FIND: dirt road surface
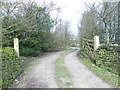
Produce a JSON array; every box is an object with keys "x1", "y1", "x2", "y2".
[
  {"x1": 14, "y1": 51, "x2": 65, "y2": 88},
  {"x1": 14, "y1": 50, "x2": 112, "y2": 88},
  {"x1": 64, "y1": 50, "x2": 112, "y2": 88}
]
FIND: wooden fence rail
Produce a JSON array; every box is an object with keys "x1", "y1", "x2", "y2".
[{"x1": 81, "y1": 36, "x2": 120, "y2": 75}]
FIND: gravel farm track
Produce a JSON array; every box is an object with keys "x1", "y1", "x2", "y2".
[{"x1": 13, "y1": 50, "x2": 113, "y2": 88}]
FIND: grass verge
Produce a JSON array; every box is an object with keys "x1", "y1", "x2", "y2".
[
  {"x1": 79, "y1": 51, "x2": 119, "y2": 88},
  {"x1": 55, "y1": 50, "x2": 75, "y2": 88}
]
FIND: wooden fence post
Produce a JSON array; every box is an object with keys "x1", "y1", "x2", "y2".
[
  {"x1": 94, "y1": 36, "x2": 100, "y2": 51},
  {"x1": 14, "y1": 38, "x2": 19, "y2": 57}
]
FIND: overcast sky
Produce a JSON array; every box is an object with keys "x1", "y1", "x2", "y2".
[{"x1": 33, "y1": 0, "x2": 101, "y2": 39}]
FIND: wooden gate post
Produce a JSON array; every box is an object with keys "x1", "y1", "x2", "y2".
[
  {"x1": 94, "y1": 36, "x2": 100, "y2": 51},
  {"x1": 14, "y1": 38, "x2": 19, "y2": 57}
]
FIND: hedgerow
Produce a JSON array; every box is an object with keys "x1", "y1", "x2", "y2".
[{"x1": 2, "y1": 47, "x2": 23, "y2": 88}]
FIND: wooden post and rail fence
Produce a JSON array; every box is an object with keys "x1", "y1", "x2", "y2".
[{"x1": 81, "y1": 36, "x2": 119, "y2": 74}]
